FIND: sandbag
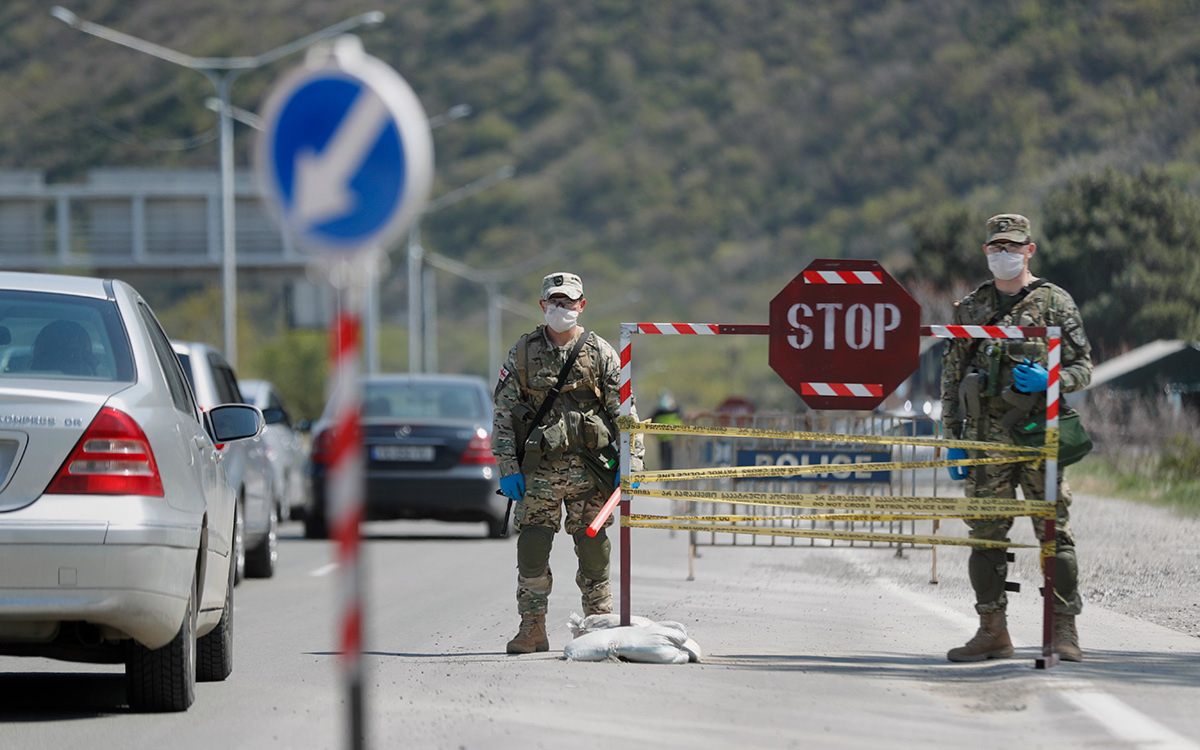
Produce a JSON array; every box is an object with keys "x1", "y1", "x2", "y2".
[{"x1": 564, "y1": 613, "x2": 702, "y2": 664}]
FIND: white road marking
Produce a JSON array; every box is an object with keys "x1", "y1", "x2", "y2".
[
  {"x1": 852, "y1": 557, "x2": 1199, "y2": 748},
  {"x1": 1059, "y1": 689, "x2": 1200, "y2": 749},
  {"x1": 309, "y1": 562, "x2": 338, "y2": 577}
]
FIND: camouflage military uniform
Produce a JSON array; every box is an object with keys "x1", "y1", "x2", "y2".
[
  {"x1": 941, "y1": 279, "x2": 1092, "y2": 616},
  {"x1": 493, "y1": 325, "x2": 644, "y2": 617}
]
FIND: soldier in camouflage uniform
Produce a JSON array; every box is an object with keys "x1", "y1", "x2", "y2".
[
  {"x1": 941, "y1": 214, "x2": 1092, "y2": 663},
  {"x1": 493, "y1": 272, "x2": 644, "y2": 654}
]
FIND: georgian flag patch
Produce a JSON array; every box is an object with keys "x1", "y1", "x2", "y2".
[{"x1": 498, "y1": 365, "x2": 510, "y2": 382}]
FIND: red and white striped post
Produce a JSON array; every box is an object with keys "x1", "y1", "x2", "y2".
[
  {"x1": 1040, "y1": 326, "x2": 1062, "y2": 668},
  {"x1": 618, "y1": 323, "x2": 634, "y2": 626},
  {"x1": 327, "y1": 272, "x2": 367, "y2": 749}
]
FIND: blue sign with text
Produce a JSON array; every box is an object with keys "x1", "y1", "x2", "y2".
[{"x1": 736, "y1": 449, "x2": 891, "y2": 482}]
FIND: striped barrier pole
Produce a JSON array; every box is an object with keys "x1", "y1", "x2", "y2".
[
  {"x1": 327, "y1": 264, "x2": 367, "y2": 749},
  {"x1": 1038, "y1": 327, "x2": 1062, "y2": 669},
  {"x1": 618, "y1": 323, "x2": 634, "y2": 626}
]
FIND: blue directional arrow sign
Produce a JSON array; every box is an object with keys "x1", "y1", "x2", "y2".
[{"x1": 256, "y1": 42, "x2": 433, "y2": 255}]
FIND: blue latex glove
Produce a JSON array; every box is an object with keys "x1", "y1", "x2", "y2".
[
  {"x1": 499, "y1": 473, "x2": 525, "y2": 502},
  {"x1": 946, "y1": 448, "x2": 968, "y2": 481},
  {"x1": 1013, "y1": 359, "x2": 1049, "y2": 393}
]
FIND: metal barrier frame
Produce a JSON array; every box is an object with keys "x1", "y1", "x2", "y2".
[{"x1": 615, "y1": 322, "x2": 1064, "y2": 668}]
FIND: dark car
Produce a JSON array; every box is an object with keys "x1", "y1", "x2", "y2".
[{"x1": 304, "y1": 374, "x2": 506, "y2": 538}]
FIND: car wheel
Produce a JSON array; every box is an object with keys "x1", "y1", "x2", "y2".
[
  {"x1": 233, "y1": 496, "x2": 246, "y2": 586},
  {"x1": 126, "y1": 576, "x2": 197, "y2": 712},
  {"x1": 246, "y1": 501, "x2": 278, "y2": 579},
  {"x1": 197, "y1": 552, "x2": 234, "y2": 682},
  {"x1": 304, "y1": 496, "x2": 328, "y2": 540},
  {"x1": 487, "y1": 514, "x2": 511, "y2": 539}
]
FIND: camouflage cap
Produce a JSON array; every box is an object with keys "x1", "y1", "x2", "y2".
[
  {"x1": 541, "y1": 272, "x2": 584, "y2": 300},
  {"x1": 985, "y1": 214, "x2": 1031, "y2": 244}
]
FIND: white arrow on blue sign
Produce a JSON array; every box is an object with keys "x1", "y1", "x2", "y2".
[{"x1": 255, "y1": 37, "x2": 433, "y2": 256}]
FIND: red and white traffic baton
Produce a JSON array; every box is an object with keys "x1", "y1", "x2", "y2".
[{"x1": 586, "y1": 485, "x2": 622, "y2": 538}]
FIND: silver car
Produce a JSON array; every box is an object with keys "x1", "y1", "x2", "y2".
[
  {"x1": 240, "y1": 379, "x2": 309, "y2": 522},
  {"x1": 0, "y1": 271, "x2": 263, "y2": 712},
  {"x1": 172, "y1": 341, "x2": 278, "y2": 582}
]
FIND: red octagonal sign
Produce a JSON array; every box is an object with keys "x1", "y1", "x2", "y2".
[{"x1": 769, "y1": 259, "x2": 921, "y2": 410}]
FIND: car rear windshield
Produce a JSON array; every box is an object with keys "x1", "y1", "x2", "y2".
[
  {"x1": 362, "y1": 382, "x2": 484, "y2": 420},
  {"x1": 0, "y1": 290, "x2": 134, "y2": 382}
]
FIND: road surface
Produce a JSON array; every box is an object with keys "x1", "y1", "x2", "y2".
[{"x1": 2, "y1": 491, "x2": 1198, "y2": 749}]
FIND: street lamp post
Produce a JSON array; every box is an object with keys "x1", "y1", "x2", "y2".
[
  {"x1": 358, "y1": 103, "x2": 473, "y2": 376},
  {"x1": 51, "y1": 6, "x2": 384, "y2": 367},
  {"x1": 400, "y1": 164, "x2": 514, "y2": 374},
  {"x1": 422, "y1": 245, "x2": 560, "y2": 380}
]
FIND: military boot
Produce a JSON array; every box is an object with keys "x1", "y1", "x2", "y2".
[
  {"x1": 1052, "y1": 614, "x2": 1082, "y2": 662},
  {"x1": 506, "y1": 614, "x2": 549, "y2": 654},
  {"x1": 947, "y1": 611, "x2": 1015, "y2": 662}
]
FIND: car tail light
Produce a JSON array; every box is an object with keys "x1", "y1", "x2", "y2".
[
  {"x1": 460, "y1": 428, "x2": 496, "y2": 465},
  {"x1": 309, "y1": 428, "x2": 334, "y2": 466},
  {"x1": 45, "y1": 407, "x2": 165, "y2": 496}
]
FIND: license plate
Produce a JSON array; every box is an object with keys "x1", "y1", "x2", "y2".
[{"x1": 371, "y1": 445, "x2": 435, "y2": 462}]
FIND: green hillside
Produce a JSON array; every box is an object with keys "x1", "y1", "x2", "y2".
[{"x1": 3, "y1": 0, "x2": 1200, "y2": 411}]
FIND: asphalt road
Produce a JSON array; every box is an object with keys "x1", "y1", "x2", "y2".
[{"x1": 2, "y1": 491, "x2": 1199, "y2": 750}]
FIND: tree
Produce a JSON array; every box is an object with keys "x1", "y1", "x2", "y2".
[
  {"x1": 1040, "y1": 167, "x2": 1200, "y2": 357},
  {"x1": 904, "y1": 203, "x2": 994, "y2": 290}
]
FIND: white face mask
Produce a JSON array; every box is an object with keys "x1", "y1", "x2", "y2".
[
  {"x1": 987, "y1": 250, "x2": 1026, "y2": 281},
  {"x1": 544, "y1": 305, "x2": 579, "y2": 333}
]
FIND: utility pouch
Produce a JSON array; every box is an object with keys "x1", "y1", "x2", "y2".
[
  {"x1": 579, "y1": 443, "x2": 619, "y2": 492},
  {"x1": 1012, "y1": 408, "x2": 1093, "y2": 467},
  {"x1": 960, "y1": 371, "x2": 986, "y2": 420},
  {"x1": 566, "y1": 410, "x2": 613, "y2": 452},
  {"x1": 511, "y1": 401, "x2": 535, "y2": 452},
  {"x1": 998, "y1": 386, "x2": 1039, "y2": 430},
  {"x1": 984, "y1": 344, "x2": 1003, "y2": 397},
  {"x1": 522, "y1": 426, "x2": 545, "y2": 476},
  {"x1": 541, "y1": 417, "x2": 568, "y2": 462}
]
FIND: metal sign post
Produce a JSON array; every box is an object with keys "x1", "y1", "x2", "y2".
[{"x1": 255, "y1": 34, "x2": 432, "y2": 749}]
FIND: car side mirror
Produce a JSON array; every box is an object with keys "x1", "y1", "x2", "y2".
[
  {"x1": 207, "y1": 404, "x2": 264, "y2": 443},
  {"x1": 261, "y1": 407, "x2": 287, "y2": 426}
]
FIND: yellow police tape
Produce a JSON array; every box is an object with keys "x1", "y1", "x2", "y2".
[
  {"x1": 627, "y1": 486, "x2": 1055, "y2": 516},
  {"x1": 630, "y1": 455, "x2": 1034, "y2": 484},
  {"x1": 618, "y1": 415, "x2": 1048, "y2": 456},
  {"x1": 628, "y1": 511, "x2": 1039, "y2": 523},
  {"x1": 621, "y1": 518, "x2": 1037, "y2": 549}
]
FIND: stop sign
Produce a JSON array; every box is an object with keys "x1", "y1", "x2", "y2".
[{"x1": 769, "y1": 259, "x2": 921, "y2": 410}]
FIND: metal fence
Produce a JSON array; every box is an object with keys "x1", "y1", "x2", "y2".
[{"x1": 661, "y1": 410, "x2": 943, "y2": 551}]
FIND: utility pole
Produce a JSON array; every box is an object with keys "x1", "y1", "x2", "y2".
[
  {"x1": 51, "y1": 6, "x2": 384, "y2": 366},
  {"x1": 401, "y1": 164, "x2": 514, "y2": 373}
]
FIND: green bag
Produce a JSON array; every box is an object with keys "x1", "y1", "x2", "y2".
[{"x1": 1012, "y1": 408, "x2": 1093, "y2": 467}]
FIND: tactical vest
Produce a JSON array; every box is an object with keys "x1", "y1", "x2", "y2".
[{"x1": 510, "y1": 328, "x2": 618, "y2": 481}]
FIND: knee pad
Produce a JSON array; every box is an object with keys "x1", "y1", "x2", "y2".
[
  {"x1": 572, "y1": 528, "x2": 610, "y2": 581},
  {"x1": 517, "y1": 526, "x2": 555, "y2": 579},
  {"x1": 968, "y1": 547, "x2": 1009, "y2": 603}
]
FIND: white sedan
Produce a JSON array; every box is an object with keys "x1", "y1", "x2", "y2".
[{"x1": 0, "y1": 271, "x2": 263, "y2": 712}]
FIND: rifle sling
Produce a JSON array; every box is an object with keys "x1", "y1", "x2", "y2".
[{"x1": 517, "y1": 328, "x2": 590, "y2": 465}]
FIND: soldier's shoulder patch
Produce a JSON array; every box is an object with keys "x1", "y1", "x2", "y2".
[{"x1": 498, "y1": 365, "x2": 510, "y2": 382}]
